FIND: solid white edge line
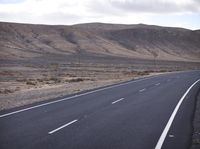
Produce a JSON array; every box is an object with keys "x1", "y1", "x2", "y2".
[
  {"x1": 48, "y1": 119, "x2": 78, "y2": 134},
  {"x1": 155, "y1": 79, "x2": 200, "y2": 149},
  {"x1": 0, "y1": 76, "x2": 154, "y2": 118},
  {"x1": 112, "y1": 98, "x2": 125, "y2": 104}
]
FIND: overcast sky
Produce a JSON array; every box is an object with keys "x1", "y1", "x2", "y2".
[{"x1": 0, "y1": 0, "x2": 199, "y2": 29}]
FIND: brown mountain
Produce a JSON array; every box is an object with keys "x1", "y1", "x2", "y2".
[{"x1": 0, "y1": 22, "x2": 200, "y2": 62}]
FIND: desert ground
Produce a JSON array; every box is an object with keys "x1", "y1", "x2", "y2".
[{"x1": 1, "y1": 53, "x2": 200, "y2": 110}]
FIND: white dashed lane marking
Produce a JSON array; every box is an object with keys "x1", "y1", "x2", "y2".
[
  {"x1": 139, "y1": 88, "x2": 146, "y2": 92},
  {"x1": 112, "y1": 98, "x2": 125, "y2": 104},
  {"x1": 48, "y1": 119, "x2": 78, "y2": 134}
]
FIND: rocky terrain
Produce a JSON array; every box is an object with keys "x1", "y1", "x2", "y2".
[{"x1": 0, "y1": 22, "x2": 200, "y2": 62}]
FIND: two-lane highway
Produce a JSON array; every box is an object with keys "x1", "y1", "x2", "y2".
[{"x1": 0, "y1": 70, "x2": 200, "y2": 149}]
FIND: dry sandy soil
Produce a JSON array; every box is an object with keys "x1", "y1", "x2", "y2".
[
  {"x1": 1, "y1": 59, "x2": 200, "y2": 111},
  {"x1": 0, "y1": 60, "x2": 168, "y2": 111}
]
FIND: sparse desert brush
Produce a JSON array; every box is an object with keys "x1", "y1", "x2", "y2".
[
  {"x1": 136, "y1": 71, "x2": 152, "y2": 76},
  {"x1": 26, "y1": 81, "x2": 37, "y2": 85},
  {"x1": 123, "y1": 70, "x2": 151, "y2": 76},
  {"x1": 0, "y1": 88, "x2": 14, "y2": 94},
  {"x1": 33, "y1": 77, "x2": 62, "y2": 84},
  {"x1": 16, "y1": 78, "x2": 27, "y2": 82},
  {"x1": 66, "y1": 78, "x2": 84, "y2": 83},
  {"x1": 68, "y1": 74, "x2": 77, "y2": 77},
  {"x1": 157, "y1": 70, "x2": 167, "y2": 72},
  {"x1": 49, "y1": 77, "x2": 59, "y2": 81},
  {"x1": 36, "y1": 78, "x2": 44, "y2": 82},
  {"x1": 49, "y1": 77, "x2": 62, "y2": 83},
  {"x1": 15, "y1": 87, "x2": 20, "y2": 91}
]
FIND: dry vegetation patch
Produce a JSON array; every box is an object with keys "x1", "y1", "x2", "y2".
[{"x1": 0, "y1": 63, "x2": 169, "y2": 110}]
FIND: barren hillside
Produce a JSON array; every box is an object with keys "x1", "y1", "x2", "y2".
[{"x1": 0, "y1": 22, "x2": 200, "y2": 62}]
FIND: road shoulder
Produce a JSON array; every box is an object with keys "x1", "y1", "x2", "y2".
[{"x1": 191, "y1": 89, "x2": 200, "y2": 149}]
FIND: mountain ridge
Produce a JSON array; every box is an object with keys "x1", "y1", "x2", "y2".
[{"x1": 0, "y1": 21, "x2": 200, "y2": 62}]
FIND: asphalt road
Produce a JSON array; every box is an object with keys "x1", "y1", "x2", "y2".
[{"x1": 0, "y1": 70, "x2": 200, "y2": 149}]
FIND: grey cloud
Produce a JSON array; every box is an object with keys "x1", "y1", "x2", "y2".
[
  {"x1": 39, "y1": 12, "x2": 81, "y2": 24},
  {"x1": 0, "y1": 11, "x2": 33, "y2": 23},
  {"x1": 90, "y1": 0, "x2": 200, "y2": 14},
  {"x1": 0, "y1": 11, "x2": 81, "y2": 25},
  {"x1": 0, "y1": 0, "x2": 25, "y2": 4},
  {"x1": 86, "y1": 0, "x2": 128, "y2": 16}
]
